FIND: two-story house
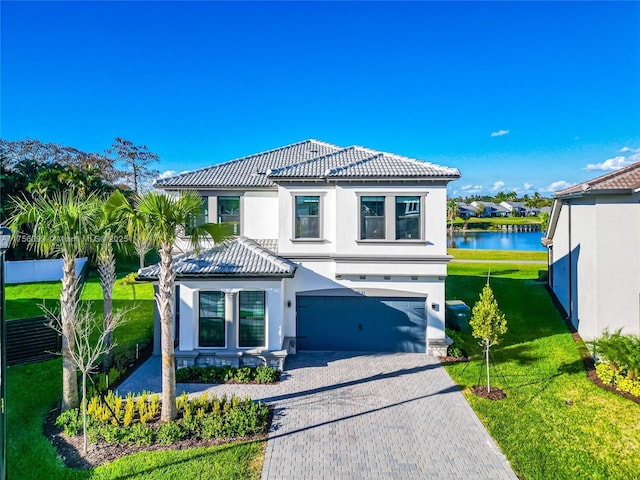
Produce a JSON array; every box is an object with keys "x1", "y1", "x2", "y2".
[{"x1": 141, "y1": 139, "x2": 461, "y2": 369}]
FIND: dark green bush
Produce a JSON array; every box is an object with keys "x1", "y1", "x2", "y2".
[
  {"x1": 589, "y1": 329, "x2": 640, "y2": 379},
  {"x1": 445, "y1": 328, "x2": 467, "y2": 357},
  {"x1": 175, "y1": 365, "x2": 280, "y2": 384}
]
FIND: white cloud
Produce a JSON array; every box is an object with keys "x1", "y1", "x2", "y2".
[
  {"x1": 620, "y1": 147, "x2": 632, "y2": 153},
  {"x1": 490, "y1": 129, "x2": 509, "y2": 137},
  {"x1": 491, "y1": 181, "x2": 505, "y2": 191},
  {"x1": 543, "y1": 180, "x2": 572, "y2": 193},
  {"x1": 157, "y1": 170, "x2": 178, "y2": 179},
  {"x1": 461, "y1": 184, "x2": 484, "y2": 194},
  {"x1": 523, "y1": 182, "x2": 534, "y2": 191},
  {"x1": 585, "y1": 156, "x2": 632, "y2": 171}
]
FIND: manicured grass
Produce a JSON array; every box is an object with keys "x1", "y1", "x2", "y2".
[
  {"x1": 448, "y1": 248, "x2": 547, "y2": 262},
  {"x1": 445, "y1": 262, "x2": 640, "y2": 479}
]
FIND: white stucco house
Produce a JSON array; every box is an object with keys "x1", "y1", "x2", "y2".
[
  {"x1": 140, "y1": 139, "x2": 461, "y2": 368},
  {"x1": 543, "y1": 162, "x2": 640, "y2": 340}
]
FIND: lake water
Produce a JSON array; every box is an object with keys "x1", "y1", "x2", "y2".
[{"x1": 448, "y1": 231, "x2": 546, "y2": 251}]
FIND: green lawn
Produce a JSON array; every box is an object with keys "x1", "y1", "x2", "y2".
[
  {"x1": 445, "y1": 262, "x2": 640, "y2": 479},
  {"x1": 6, "y1": 270, "x2": 265, "y2": 479},
  {"x1": 448, "y1": 248, "x2": 547, "y2": 262}
]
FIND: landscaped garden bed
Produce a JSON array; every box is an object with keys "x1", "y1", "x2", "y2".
[
  {"x1": 50, "y1": 391, "x2": 272, "y2": 469},
  {"x1": 175, "y1": 365, "x2": 280, "y2": 384}
]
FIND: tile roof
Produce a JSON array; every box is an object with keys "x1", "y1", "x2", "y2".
[
  {"x1": 155, "y1": 140, "x2": 342, "y2": 188},
  {"x1": 155, "y1": 140, "x2": 460, "y2": 188},
  {"x1": 555, "y1": 162, "x2": 640, "y2": 197},
  {"x1": 137, "y1": 237, "x2": 295, "y2": 280}
]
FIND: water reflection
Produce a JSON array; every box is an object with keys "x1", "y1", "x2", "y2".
[{"x1": 448, "y1": 231, "x2": 545, "y2": 251}]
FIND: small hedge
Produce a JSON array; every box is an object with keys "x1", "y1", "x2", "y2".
[
  {"x1": 55, "y1": 391, "x2": 270, "y2": 446},
  {"x1": 595, "y1": 362, "x2": 640, "y2": 398},
  {"x1": 175, "y1": 365, "x2": 280, "y2": 384}
]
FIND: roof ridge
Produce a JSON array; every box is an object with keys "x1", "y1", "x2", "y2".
[
  {"x1": 156, "y1": 139, "x2": 343, "y2": 185},
  {"x1": 324, "y1": 152, "x2": 383, "y2": 176},
  {"x1": 237, "y1": 236, "x2": 294, "y2": 271},
  {"x1": 267, "y1": 146, "x2": 358, "y2": 175},
  {"x1": 557, "y1": 161, "x2": 640, "y2": 195}
]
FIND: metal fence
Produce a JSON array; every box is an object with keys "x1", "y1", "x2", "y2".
[{"x1": 6, "y1": 316, "x2": 60, "y2": 366}]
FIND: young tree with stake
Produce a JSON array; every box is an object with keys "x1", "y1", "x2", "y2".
[{"x1": 469, "y1": 278, "x2": 507, "y2": 393}]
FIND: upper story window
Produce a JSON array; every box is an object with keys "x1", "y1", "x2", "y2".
[
  {"x1": 396, "y1": 196, "x2": 421, "y2": 240},
  {"x1": 218, "y1": 196, "x2": 240, "y2": 235},
  {"x1": 199, "y1": 291, "x2": 225, "y2": 348},
  {"x1": 358, "y1": 194, "x2": 424, "y2": 242},
  {"x1": 186, "y1": 196, "x2": 209, "y2": 234},
  {"x1": 360, "y1": 196, "x2": 385, "y2": 240},
  {"x1": 294, "y1": 195, "x2": 320, "y2": 239}
]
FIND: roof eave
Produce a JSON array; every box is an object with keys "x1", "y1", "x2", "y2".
[
  {"x1": 136, "y1": 271, "x2": 296, "y2": 281},
  {"x1": 555, "y1": 188, "x2": 634, "y2": 199}
]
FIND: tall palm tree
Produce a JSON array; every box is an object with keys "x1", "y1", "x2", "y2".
[
  {"x1": 9, "y1": 191, "x2": 101, "y2": 411},
  {"x1": 108, "y1": 190, "x2": 232, "y2": 421}
]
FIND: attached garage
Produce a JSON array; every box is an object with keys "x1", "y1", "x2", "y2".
[{"x1": 296, "y1": 289, "x2": 427, "y2": 353}]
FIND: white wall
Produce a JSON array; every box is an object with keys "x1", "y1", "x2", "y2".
[
  {"x1": 176, "y1": 279, "x2": 285, "y2": 351},
  {"x1": 550, "y1": 194, "x2": 640, "y2": 339},
  {"x1": 5, "y1": 257, "x2": 88, "y2": 284},
  {"x1": 242, "y1": 191, "x2": 279, "y2": 239}
]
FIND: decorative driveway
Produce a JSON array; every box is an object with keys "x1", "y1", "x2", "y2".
[{"x1": 118, "y1": 352, "x2": 517, "y2": 480}]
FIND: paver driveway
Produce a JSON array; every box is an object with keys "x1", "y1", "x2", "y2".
[{"x1": 119, "y1": 352, "x2": 517, "y2": 480}]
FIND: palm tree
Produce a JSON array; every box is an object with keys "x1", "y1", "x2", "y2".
[
  {"x1": 447, "y1": 199, "x2": 459, "y2": 236},
  {"x1": 106, "y1": 190, "x2": 152, "y2": 270},
  {"x1": 9, "y1": 191, "x2": 101, "y2": 411},
  {"x1": 108, "y1": 190, "x2": 232, "y2": 421}
]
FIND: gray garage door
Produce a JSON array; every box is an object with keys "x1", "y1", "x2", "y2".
[{"x1": 296, "y1": 295, "x2": 426, "y2": 353}]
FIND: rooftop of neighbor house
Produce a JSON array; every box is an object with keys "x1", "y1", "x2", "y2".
[
  {"x1": 136, "y1": 237, "x2": 293, "y2": 280},
  {"x1": 555, "y1": 161, "x2": 640, "y2": 197},
  {"x1": 154, "y1": 139, "x2": 461, "y2": 188}
]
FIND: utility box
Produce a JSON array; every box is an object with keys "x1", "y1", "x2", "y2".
[{"x1": 445, "y1": 300, "x2": 471, "y2": 332}]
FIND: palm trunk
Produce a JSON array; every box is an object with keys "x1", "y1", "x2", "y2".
[
  {"x1": 98, "y1": 243, "x2": 117, "y2": 370},
  {"x1": 134, "y1": 240, "x2": 147, "y2": 270},
  {"x1": 60, "y1": 256, "x2": 79, "y2": 411},
  {"x1": 157, "y1": 243, "x2": 177, "y2": 421}
]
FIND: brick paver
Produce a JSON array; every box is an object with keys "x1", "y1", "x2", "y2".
[{"x1": 118, "y1": 352, "x2": 518, "y2": 479}]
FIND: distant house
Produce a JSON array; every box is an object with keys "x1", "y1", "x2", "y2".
[
  {"x1": 499, "y1": 201, "x2": 528, "y2": 216},
  {"x1": 543, "y1": 162, "x2": 640, "y2": 339},
  {"x1": 456, "y1": 201, "x2": 476, "y2": 218},
  {"x1": 470, "y1": 201, "x2": 509, "y2": 217}
]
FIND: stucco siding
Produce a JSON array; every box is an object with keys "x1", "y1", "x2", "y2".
[{"x1": 242, "y1": 191, "x2": 279, "y2": 239}]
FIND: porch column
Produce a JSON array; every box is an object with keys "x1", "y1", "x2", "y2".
[{"x1": 224, "y1": 290, "x2": 239, "y2": 349}]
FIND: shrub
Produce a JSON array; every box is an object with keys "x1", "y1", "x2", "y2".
[
  {"x1": 175, "y1": 364, "x2": 280, "y2": 384},
  {"x1": 55, "y1": 409, "x2": 83, "y2": 436},
  {"x1": 445, "y1": 328, "x2": 467, "y2": 357},
  {"x1": 255, "y1": 365, "x2": 279, "y2": 383},
  {"x1": 595, "y1": 362, "x2": 617, "y2": 385},
  {"x1": 589, "y1": 330, "x2": 640, "y2": 379}
]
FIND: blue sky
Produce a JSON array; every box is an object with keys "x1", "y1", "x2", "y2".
[{"x1": 2, "y1": 1, "x2": 639, "y2": 197}]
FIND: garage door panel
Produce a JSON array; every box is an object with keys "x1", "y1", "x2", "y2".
[{"x1": 296, "y1": 296, "x2": 426, "y2": 353}]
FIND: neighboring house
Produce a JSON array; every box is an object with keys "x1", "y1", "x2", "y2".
[
  {"x1": 470, "y1": 201, "x2": 509, "y2": 217},
  {"x1": 142, "y1": 139, "x2": 461, "y2": 369},
  {"x1": 499, "y1": 201, "x2": 528, "y2": 216},
  {"x1": 543, "y1": 162, "x2": 640, "y2": 340},
  {"x1": 456, "y1": 201, "x2": 476, "y2": 218}
]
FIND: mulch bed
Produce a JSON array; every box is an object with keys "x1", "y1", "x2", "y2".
[
  {"x1": 572, "y1": 332, "x2": 640, "y2": 406},
  {"x1": 471, "y1": 386, "x2": 506, "y2": 400},
  {"x1": 439, "y1": 356, "x2": 469, "y2": 363},
  {"x1": 43, "y1": 405, "x2": 271, "y2": 470}
]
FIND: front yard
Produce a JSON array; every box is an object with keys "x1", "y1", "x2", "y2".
[
  {"x1": 445, "y1": 261, "x2": 640, "y2": 479},
  {"x1": 5, "y1": 273, "x2": 266, "y2": 480}
]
